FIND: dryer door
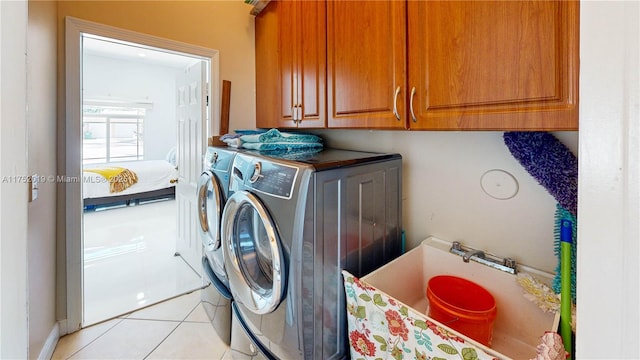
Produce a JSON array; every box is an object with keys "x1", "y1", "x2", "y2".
[
  {"x1": 197, "y1": 171, "x2": 226, "y2": 280},
  {"x1": 197, "y1": 171, "x2": 224, "y2": 250},
  {"x1": 222, "y1": 190, "x2": 284, "y2": 315}
]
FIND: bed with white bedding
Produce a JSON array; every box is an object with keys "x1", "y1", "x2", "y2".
[{"x1": 83, "y1": 160, "x2": 178, "y2": 210}]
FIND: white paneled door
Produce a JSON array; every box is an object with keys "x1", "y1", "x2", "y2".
[{"x1": 176, "y1": 61, "x2": 206, "y2": 276}]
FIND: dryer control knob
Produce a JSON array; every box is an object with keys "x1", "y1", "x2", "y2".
[{"x1": 249, "y1": 162, "x2": 263, "y2": 183}]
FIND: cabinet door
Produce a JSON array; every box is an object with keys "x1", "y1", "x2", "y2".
[
  {"x1": 255, "y1": 0, "x2": 325, "y2": 129},
  {"x1": 278, "y1": 0, "x2": 296, "y2": 125},
  {"x1": 407, "y1": 1, "x2": 579, "y2": 130},
  {"x1": 296, "y1": 0, "x2": 326, "y2": 128},
  {"x1": 255, "y1": 1, "x2": 282, "y2": 128},
  {"x1": 327, "y1": 0, "x2": 407, "y2": 129}
]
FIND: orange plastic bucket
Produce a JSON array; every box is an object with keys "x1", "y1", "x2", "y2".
[{"x1": 426, "y1": 275, "x2": 497, "y2": 346}]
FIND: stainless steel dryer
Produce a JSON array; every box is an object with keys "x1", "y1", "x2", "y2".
[
  {"x1": 222, "y1": 149, "x2": 403, "y2": 359},
  {"x1": 197, "y1": 146, "x2": 238, "y2": 345}
]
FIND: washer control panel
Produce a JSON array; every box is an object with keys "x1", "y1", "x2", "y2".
[
  {"x1": 231, "y1": 154, "x2": 300, "y2": 199},
  {"x1": 248, "y1": 160, "x2": 298, "y2": 199}
]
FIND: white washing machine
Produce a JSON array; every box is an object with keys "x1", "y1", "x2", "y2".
[
  {"x1": 197, "y1": 146, "x2": 239, "y2": 346},
  {"x1": 222, "y1": 149, "x2": 403, "y2": 359}
]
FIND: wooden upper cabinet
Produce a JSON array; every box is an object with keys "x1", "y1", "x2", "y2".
[
  {"x1": 406, "y1": 1, "x2": 579, "y2": 130},
  {"x1": 255, "y1": 0, "x2": 326, "y2": 129},
  {"x1": 255, "y1": 1, "x2": 279, "y2": 128},
  {"x1": 326, "y1": 1, "x2": 407, "y2": 129},
  {"x1": 256, "y1": 0, "x2": 579, "y2": 131}
]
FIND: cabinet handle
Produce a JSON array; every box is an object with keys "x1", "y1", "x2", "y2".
[
  {"x1": 410, "y1": 86, "x2": 417, "y2": 123},
  {"x1": 292, "y1": 104, "x2": 301, "y2": 123},
  {"x1": 297, "y1": 104, "x2": 303, "y2": 123},
  {"x1": 392, "y1": 86, "x2": 401, "y2": 121}
]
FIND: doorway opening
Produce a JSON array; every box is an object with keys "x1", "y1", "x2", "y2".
[{"x1": 65, "y1": 17, "x2": 220, "y2": 330}]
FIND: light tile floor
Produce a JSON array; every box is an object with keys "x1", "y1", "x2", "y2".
[{"x1": 52, "y1": 290, "x2": 232, "y2": 359}]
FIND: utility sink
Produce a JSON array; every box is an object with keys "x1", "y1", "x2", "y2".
[{"x1": 362, "y1": 236, "x2": 559, "y2": 359}]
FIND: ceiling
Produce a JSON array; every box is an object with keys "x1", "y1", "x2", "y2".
[{"x1": 82, "y1": 35, "x2": 201, "y2": 69}]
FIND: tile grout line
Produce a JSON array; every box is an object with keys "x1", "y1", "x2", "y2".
[
  {"x1": 141, "y1": 299, "x2": 202, "y2": 359},
  {"x1": 141, "y1": 320, "x2": 182, "y2": 360},
  {"x1": 182, "y1": 299, "x2": 204, "y2": 322},
  {"x1": 61, "y1": 297, "x2": 196, "y2": 360},
  {"x1": 62, "y1": 318, "x2": 125, "y2": 360}
]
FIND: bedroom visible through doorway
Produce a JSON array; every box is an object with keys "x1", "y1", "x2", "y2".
[
  {"x1": 65, "y1": 21, "x2": 219, "y2": 329},
  {"x1": 81, "y1": 34, "x2": 204, "y2": 326}
]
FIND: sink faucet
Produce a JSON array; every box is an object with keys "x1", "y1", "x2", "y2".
[
  {"x1": 463, "y1": 249, "x2": 485, "y2": 262},
  {"x1": 450, "y1": 241, "x2": 517, "y2": 274}
]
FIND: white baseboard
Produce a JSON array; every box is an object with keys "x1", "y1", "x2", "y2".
[{"x1": 37, "y1": 323, "x2": 59, "y2": 360}]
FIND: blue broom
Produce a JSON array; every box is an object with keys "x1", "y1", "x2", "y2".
[
  {"x1": 553, "y1": 204, "x2": 577, "y2": 304},
  {"x1": 559, "y1": 218, "x2": 574, "y2": 359}
]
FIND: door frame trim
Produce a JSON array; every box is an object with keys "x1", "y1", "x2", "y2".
[{"x1": 63, "y1": 16, "x2": 219, "y2": 333}]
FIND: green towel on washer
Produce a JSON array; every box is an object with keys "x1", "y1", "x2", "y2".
[
  {"x1": 241, "y1": 141, "x2": 324, "y2": 151},
  {"x1": 240, "y1": 128, "x2": 322, "y2": 144}
]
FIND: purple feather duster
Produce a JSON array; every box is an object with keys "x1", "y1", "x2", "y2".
[{"x1": 503, "y1": 132, "x2": 578, "y2": 216}]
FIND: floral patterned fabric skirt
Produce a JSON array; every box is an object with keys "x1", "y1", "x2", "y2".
[{"x1": 342, "y1": 270, "x2": 498, "y2": 360}]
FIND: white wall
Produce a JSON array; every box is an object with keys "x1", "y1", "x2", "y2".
[
  {"x1": 82, "y1": 54, "x2": 186, "y2": 161},
  {"x1": 0, "y1": 0, "x2": 29, "y2": 358},
  {"x1": 26, "y1": 1, "x2": 59, "y2": 358},
  {"x1": 577, "y1": 1, "x2": 639, "y2": 357},
  {"x1": 317, "y1": 130, "x2": 577, "y2": 274}
]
